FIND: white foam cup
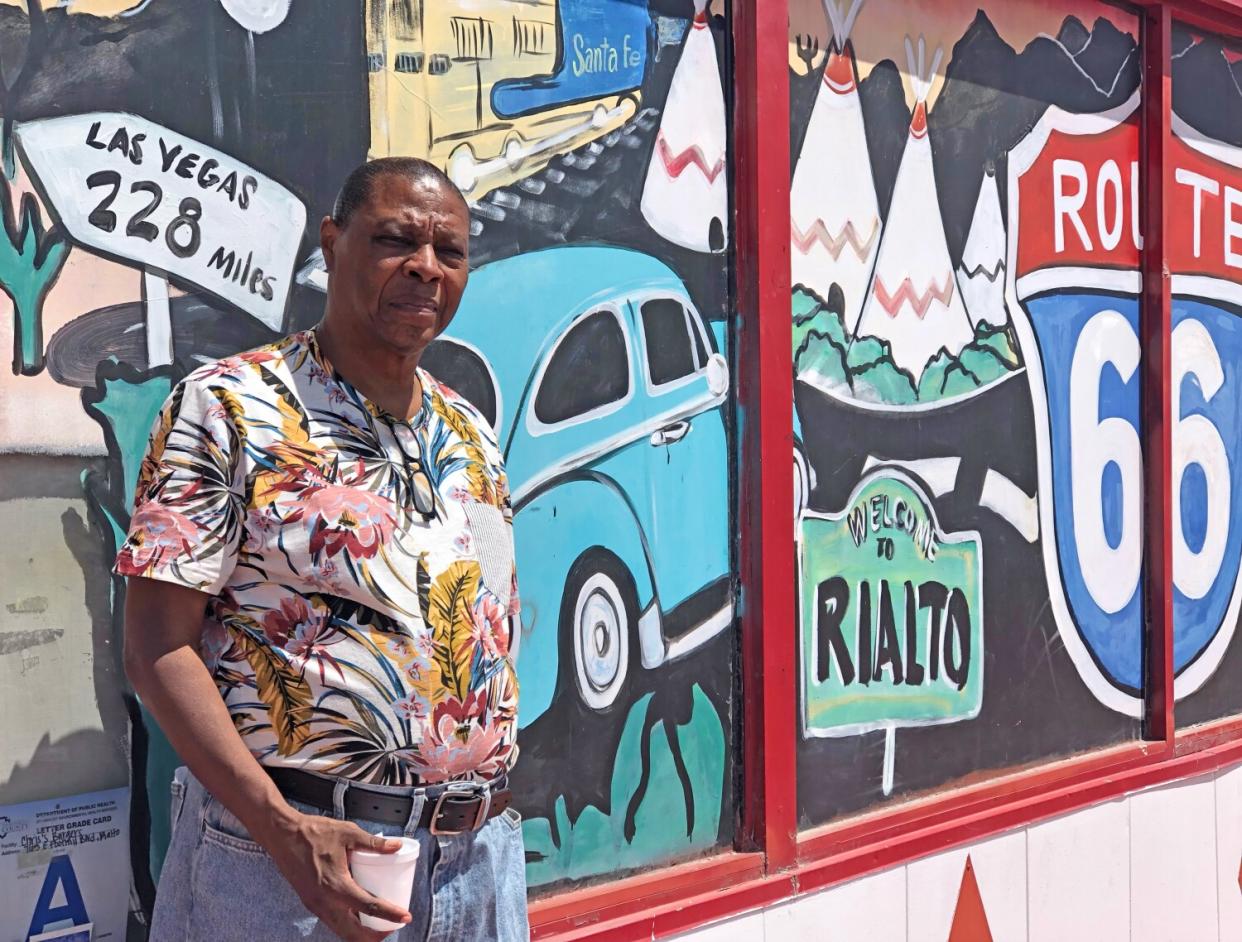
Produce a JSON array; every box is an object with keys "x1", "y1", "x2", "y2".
[{"x1": 349, "y1": 837, "x2": 420, "y2": 931}]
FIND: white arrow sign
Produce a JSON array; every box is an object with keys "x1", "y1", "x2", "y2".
[{"x1": 15, "y1": 112, "x2": 306, "y2": 361}]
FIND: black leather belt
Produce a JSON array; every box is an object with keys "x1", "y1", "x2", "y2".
[{"x1": 266, "y1": 766, "x2": 512, "y2": 833}]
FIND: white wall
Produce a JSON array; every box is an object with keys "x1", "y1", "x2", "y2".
[{"x1": 675, "y1": 763, "x2": 1242, "y2": 942}]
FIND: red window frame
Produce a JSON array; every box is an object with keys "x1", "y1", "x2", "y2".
[{"x1": 527, "y1": 1, "x2": 1242, "y2": 937}]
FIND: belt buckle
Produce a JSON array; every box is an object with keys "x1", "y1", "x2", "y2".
[{"x1": 430, "y1": 781, "x2": 490, "y2": 835}]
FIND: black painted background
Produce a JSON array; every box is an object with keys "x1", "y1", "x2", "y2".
[
  {"x1": 0, "y1": 0, "x2": 740, "y2": 910},
  {"x1": 794, "y1": 10, "x2": 1242, "y2": 827},
  {"x1": 791, "y1": 10, "x2": 1146, "y2": 827}
]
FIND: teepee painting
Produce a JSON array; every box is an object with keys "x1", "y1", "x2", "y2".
[
  {"x1": 790, "y1": 0, "x2": 1160, "y2": 833},
  {"x1": 853, "y1": 36, "x2": 974, "y2": 382},
  {"x1": 958, "y1": 165, "x2": 1009, "y2": 327},
  {"x1": 792, "y1": 22, "x2": 1022, "y2": 409},
  {"x1": 790, "y1": 0, "x2": 880, "y2": 324},
  {"x1": 640, "y1": 0, "x2": 728, "y2": 253}
]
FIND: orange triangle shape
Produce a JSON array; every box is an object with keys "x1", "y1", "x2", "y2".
[{"x1": 947, "y1": 855, "x2": 995, "y2": 942}]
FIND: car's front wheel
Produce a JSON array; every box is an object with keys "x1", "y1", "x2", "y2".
[{"x1": 561, "y1": 550, "x2": 638, "y2": 711}]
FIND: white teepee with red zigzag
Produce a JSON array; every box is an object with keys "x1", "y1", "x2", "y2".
[
  {"x1": 640, "y1": 0, "x2": 728, "y2": 253},
  {"x1": 957, "y1": 164, "x2": 1008, "y2": 327},
  {"x1": 853, "y1": 36, "x2": 973, "y2": 382},
  {"x1": 790, "y1": 0, "x2": 880, "y2": 324}
]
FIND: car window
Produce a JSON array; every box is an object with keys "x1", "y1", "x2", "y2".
[
  {"x1": 534, "y1": 308, "x2": 629, "y2": 425},
  {"x1": 691, "y1": 313, "x2": 710, "y2": 368},
  {"x1": 641, "y1": 297, "x2": 697, "y2": 386},
  {"x1": 421, "y1": 339, "x2": 499, "y2": 429}
]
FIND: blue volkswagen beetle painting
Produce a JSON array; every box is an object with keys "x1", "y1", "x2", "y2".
[{"x1": 422, "y1": 246, "x2": 733, "y2": 725}]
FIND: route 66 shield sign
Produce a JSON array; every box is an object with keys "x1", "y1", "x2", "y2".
[{"x1": 1007, "y1": 93, "x2": 1242, "y2": 715}]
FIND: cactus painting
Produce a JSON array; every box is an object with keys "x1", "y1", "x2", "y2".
[{"x1": 0, "y1": 173, "x2": 68, "y2": 375}]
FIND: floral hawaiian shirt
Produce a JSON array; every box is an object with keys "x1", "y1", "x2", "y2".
[{"x1": 114, "y1": 329, "x2": 519, "y2": 785}]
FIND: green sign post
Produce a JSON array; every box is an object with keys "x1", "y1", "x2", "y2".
[{"x1": 799, "y1": 469, "x2": 984, "y2": 740}]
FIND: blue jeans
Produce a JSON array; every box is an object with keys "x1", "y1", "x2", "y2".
[{"x1": 150, "y1": 768, "x2": 529, "y2": 941}]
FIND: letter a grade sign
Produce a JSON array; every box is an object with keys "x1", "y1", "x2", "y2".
[{"x1": 1, "y1": 788, "x2": 129, "y2": 941}]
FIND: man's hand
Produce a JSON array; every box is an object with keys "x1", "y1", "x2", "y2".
[
  {"x1": 260, "y1": 809, "x2": 412, "y2": 942},
  {"x1": 123, "y1": 577, "x2": 412, "y2": 942}
]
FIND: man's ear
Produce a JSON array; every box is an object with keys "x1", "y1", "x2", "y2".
[{"x1": 320, "y1": 215, "x2": 339, "y2": 272}]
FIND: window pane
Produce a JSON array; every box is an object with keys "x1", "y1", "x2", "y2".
[
  {"x1": 1168, "y1": 20, "x2": 1242, "y2": 728},
  {"x1": 691, "y1": 315, "x2": 710, "y2": 367},
  {"x1": 534, "y1": 309, "x2": 629, "y2": 425},
  {"x1": 420, "y1": 339, "x2": 498, "y2": 429},
  {"x1": 789, "y1": 0, "x2": 1143, "y2": 828},
  {"x1": 642, "y1": 297, "x2": 697, "y2": 385},
  {"x1": 394, "y1": 52, "x2": 423, "y2": 74}
]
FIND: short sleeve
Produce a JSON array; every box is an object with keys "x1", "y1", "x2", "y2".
[{"x1": 113, "y1": 377, "x2": 244, "y2": 595}]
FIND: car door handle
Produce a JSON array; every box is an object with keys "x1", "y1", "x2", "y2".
[{"x1": 650, "y1": 421, "x2": 690, "y2": 446}]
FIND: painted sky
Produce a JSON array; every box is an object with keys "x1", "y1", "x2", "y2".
[{"x1": 789, "y1": 0, "x2": 1137, "y2": 106}]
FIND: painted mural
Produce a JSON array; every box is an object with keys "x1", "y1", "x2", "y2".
[
  {"x1": 1166, "y1": 20, "x2": 1242, "y2": 726},
  {"x1": 0, "y1": 0, "x2": 734, "y2": 934},
  {"x1": 789, "y1": 0, "x2": 1143, "y2": 824},
  {"x1": 793, "y1": 0, "x2": 1242, "y2": 825}
]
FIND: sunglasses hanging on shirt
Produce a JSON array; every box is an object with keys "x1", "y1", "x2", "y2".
[{"x1": 385, "y1": 418, "x2": 439, "y2": 523}]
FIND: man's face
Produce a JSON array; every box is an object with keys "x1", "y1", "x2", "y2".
[{"x1": 320, "y1": 173, "x2": 470, "y2": 355}]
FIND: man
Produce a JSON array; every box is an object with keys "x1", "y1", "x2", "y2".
[{"x1": 119, "y1": 158, "x2": 527, "y2": 941}]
